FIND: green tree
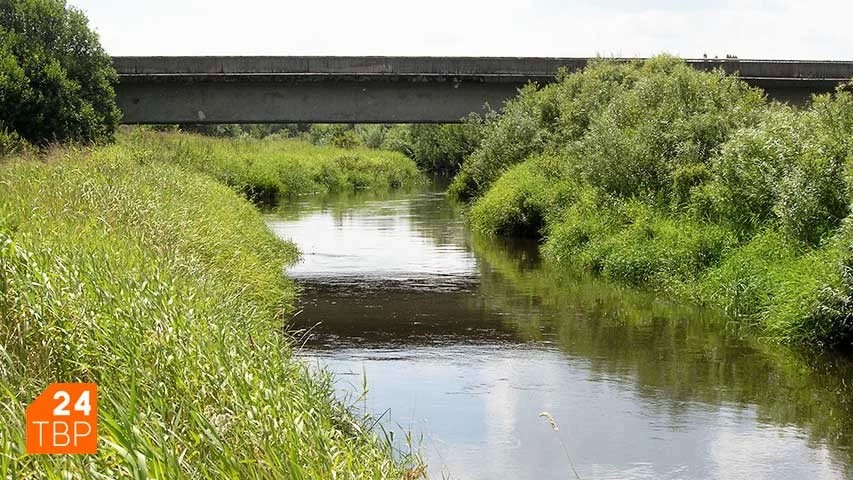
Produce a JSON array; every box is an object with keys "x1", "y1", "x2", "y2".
[{"x1": 0, "y1": 0, "x2": 120, "y2": 146}]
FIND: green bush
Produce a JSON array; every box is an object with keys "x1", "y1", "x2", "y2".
[
  {"x1": 541, "y1": 187, "x2": 621, "y2": 263},
  {"x1": 546, "y1": 203, "x2": 738, "y2": 287},
  {"x1": 470, "y1": 155, "x2": 574, "y2": 236},
  {"x1": 696, "y1": 230, "x2": 799, "y2": 317},
  {"x1": 573, "y1": 56, "x2": 765, "y2": 200},
  {"x1": 448, "y1": 85, "x2": 548, "y2": 199},
  {"x1": 307, "y1": 124, "x2": 360, "y2": 148},
  {"x1": 451, "y1": 56, "x2": 853, "y2": 347},
  {"x1": 448, "y1": 59, "x2": 646, "y2": 200},
  {"x1": 404, "y1": 120, "x2": 483, "y2": 175},
  {"x1": 0, "y1": 127, "x2": 31, "y2": 157},
  {"x1": 699, "y1": 104, "x2": 849, "y2": 245},
  {"x1": 354, "y1": 124, "x2": 388, "y2": 148},
  {"x1": 0, "y1": 0, "x2": 120, "y2": 145}
]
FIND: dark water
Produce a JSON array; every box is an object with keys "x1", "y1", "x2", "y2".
[{"x1": 265, "y1": 182, "x2": 853, "y2": 480}]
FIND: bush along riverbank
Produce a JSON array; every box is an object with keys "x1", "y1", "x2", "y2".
[
  {"x1": 452, "y1": 55, "x2": 853, "y2": 349},
  {"x1": 120, "y1": 129, "x2": 424, "y2": 204},
  {"x1": 0, "y1": 136, "x2": 421, "y2": 477}
]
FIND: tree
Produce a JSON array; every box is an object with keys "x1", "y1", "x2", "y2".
[{"x1": 0, "y1": 0, "x2": 120, "y2": 146}]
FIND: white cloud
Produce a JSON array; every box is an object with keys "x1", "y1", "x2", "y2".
[{"x1": 73, "y1": 0, "x2": 853, "y2": 59}]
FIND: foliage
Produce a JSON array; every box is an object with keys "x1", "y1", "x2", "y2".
[
  {"x1": 572, "y1": 56, "x2": 765, "y2": 200},
  {"x1": 398, "y1": 120, "x2": 484, "y2": 175},
  {"x1": 0, "y1": 0, "x2": 120, "y2": 145},
  {"x1": 448, "y1": 84, "x2": 548, "y2": 199},
  {"x1": 469, "y1": 155, "x2": 574, "y2": 236},
  {"x1": 0, "y1": 143, "x2": 415, "y2": 477},
  {"x1": 453, "y1": 56, "x2": 853, "y2": 348},
  {"x1": 448, "y1": 59, "x2": 646, "y2": 200},
  {"x1": 120, "y1": 129, "x2": 423, "y2": 204},
  {"x1": 699, "y1": 104, "x2": 849, "y2": 244},
  {"x1": 0, "y1": 127, "x2": 32, "y2": 157}
]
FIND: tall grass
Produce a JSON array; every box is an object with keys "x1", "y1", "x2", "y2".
[
  {"x1": 454, "y1": 55, "x2": 853, "y2": 349},
  {"x1": 120, "y1": 129, "x2": 423, "y2": 204},
  {"x1": 0, "y1": 141, "x2": 418, "y2": 477}
]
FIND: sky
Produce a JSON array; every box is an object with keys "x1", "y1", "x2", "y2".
[{"x1": 72, "y1": 0, "x2": 853, "y2": 60}]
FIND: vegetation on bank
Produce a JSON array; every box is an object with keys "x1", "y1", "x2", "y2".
[
  {"x1": 0, "y1": 139, "x2": 419, "y2": 477},
  {"x1": 450, "y1": 56, "x2": 853, "y2": 349},
  {"x1": 0, "y1": 1, "x2": 423, "y2": 474},
  {"x1": 0, "y1": 0, "x2": 119, "y2": 150},
  {"x1": 166, "y1": 122, "x2": 481, "y2": 176},
  {"x1": 120, "y1": 129, "x2": 423, "y2": 204}
]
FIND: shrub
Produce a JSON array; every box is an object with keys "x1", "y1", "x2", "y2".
[
  {"x1": 547, "y1": 203, "x2": 737, "y2": 287},
  {"x1": 701, "y1": 104, "x2": 849, "y2": 244},
  {"x1": 308, "y1": 124, "x2": 361, "y2": 148},
  {"x1": 0, "y1": 127, "x2": 31, "y2": 157},
  {"x1": 541, "y1": 187, "x2": 622, "y2": 264},
  {"x1": 469, "y1": 156, "x2": 574, "y2": 236},
  {"x1": 448, "y1": 85, "x2": 548, "y2": 199},
  {"x1": 353, "y1": 124, "x2": 388, "y2": 148},
  {"x1": 695, "y1": 229, "x2": 800, "y2": 317},
  {"x1": 453, "y1": 56, "x2": 853, "y2": 347},
  {"x1": 380, "y1": 124, "x2": 413, "y2": 155},
  {"x1": 573, "y1": 56, "x2": 765, "y2": 201},
  {"x1": 404, "y1": 119, "x2": 483, "y2": 175},
  {"x1": 0, "y1": 0, "x2": 120, "y2": 145}
]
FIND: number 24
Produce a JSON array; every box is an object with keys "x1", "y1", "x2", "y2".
[{"x1": 52, "y1": 390, "x2": 92, "y2": 417}]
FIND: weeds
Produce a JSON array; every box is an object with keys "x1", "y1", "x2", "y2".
[
  {"x1": 0, "y1": 139, "x2": 418, "y2": 477},
  {"x1": 120, "y1": 129, "x2": 423, "y2": 205}
]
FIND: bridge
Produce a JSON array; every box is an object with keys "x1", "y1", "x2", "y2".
[{"x1": 113, "y1": 57, "x2": 853, "y2": 124}]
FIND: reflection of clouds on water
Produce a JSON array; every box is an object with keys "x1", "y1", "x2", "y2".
[
  {"x1": 267, "y1": 200, "x2": 476, "y2": 282},
  {"x1": 710, "y1": 424, "x2": 842, "y2": 480},
  {"x1": 303, "y1": 341, "x2": 849, "y2": 480},
  {"x1": 270, "y1": 186, "x2": 853, "y2": 480}
]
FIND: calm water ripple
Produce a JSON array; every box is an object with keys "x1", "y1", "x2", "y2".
[{"x1": 265, "y1": 182, "x2": 853, "y2": 480}]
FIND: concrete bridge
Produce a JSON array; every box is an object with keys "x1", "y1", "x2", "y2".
[{"x1": 113, "y1": 57, "x2": 853, "y2": 124}]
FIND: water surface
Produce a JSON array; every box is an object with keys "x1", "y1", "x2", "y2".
[{"x1": 265, "y1": 182, "x2": 853, "y2": 480}]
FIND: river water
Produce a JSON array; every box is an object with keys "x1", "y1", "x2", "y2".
[{"x1": 265, "y1": 181, "x2": 853, "y2": 480}]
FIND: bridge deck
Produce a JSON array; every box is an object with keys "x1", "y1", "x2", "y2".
[{"x1": 112, "y1": 57, "x2": 853, "y2": 124}]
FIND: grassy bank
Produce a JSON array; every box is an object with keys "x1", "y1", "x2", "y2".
[
  {"x1": 121, "y1": 129, "x2": 423, "y2": 204},
  {"x1": 452, "y1": 56, "x2": 853, "y2": 349},
  {"x1": 0, "y1": 137, "x2": 419, "y2": 477}
]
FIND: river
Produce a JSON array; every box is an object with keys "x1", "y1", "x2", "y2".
[{"x1": 265, "y1": 181, "x2": 853, "y2": 480}]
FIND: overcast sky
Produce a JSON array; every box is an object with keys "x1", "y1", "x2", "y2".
[{"x1": 72, "y1": 0, "x2": 852, "y2": 59}]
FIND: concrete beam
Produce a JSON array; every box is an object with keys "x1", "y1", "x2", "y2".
[{"x1": 112, "y1": 57, "x2": 853, "y2": 124}]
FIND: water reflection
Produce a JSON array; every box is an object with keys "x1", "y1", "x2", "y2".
[{"x1": 265, "y1": 183, "x2": 853, "y2": 480}]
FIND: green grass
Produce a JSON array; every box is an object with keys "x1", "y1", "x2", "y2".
[
  {"x1": 452, "y1": 56, "x2": 853, "y2": 349},
  {"x1": 0, "y1": 139, "x2": 419, "y2": 477},
  {"x1": 120, "y1": 129, "x2": 423, "y2": 204}
]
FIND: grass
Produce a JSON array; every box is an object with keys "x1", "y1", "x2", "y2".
[
  {"x1": 119, "y1": 129, "x2": 423, "y2": 204},
  {"x1": 451, "y1": 56, "x2": 853, "y2": 349},
  {"x1": 0, "y1": 136, "x2": 420, "y2": 478}
]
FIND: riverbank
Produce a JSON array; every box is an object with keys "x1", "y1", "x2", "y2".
[
  {"x1": 120, "y1": 129, "x2": 423, "y2": 203},
  {"x1": 0, "y1": 133, "x2": 421, "y2": 477},
  {"x1": 451, "y1": 56, "x2": 853, "y2": 349}
]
